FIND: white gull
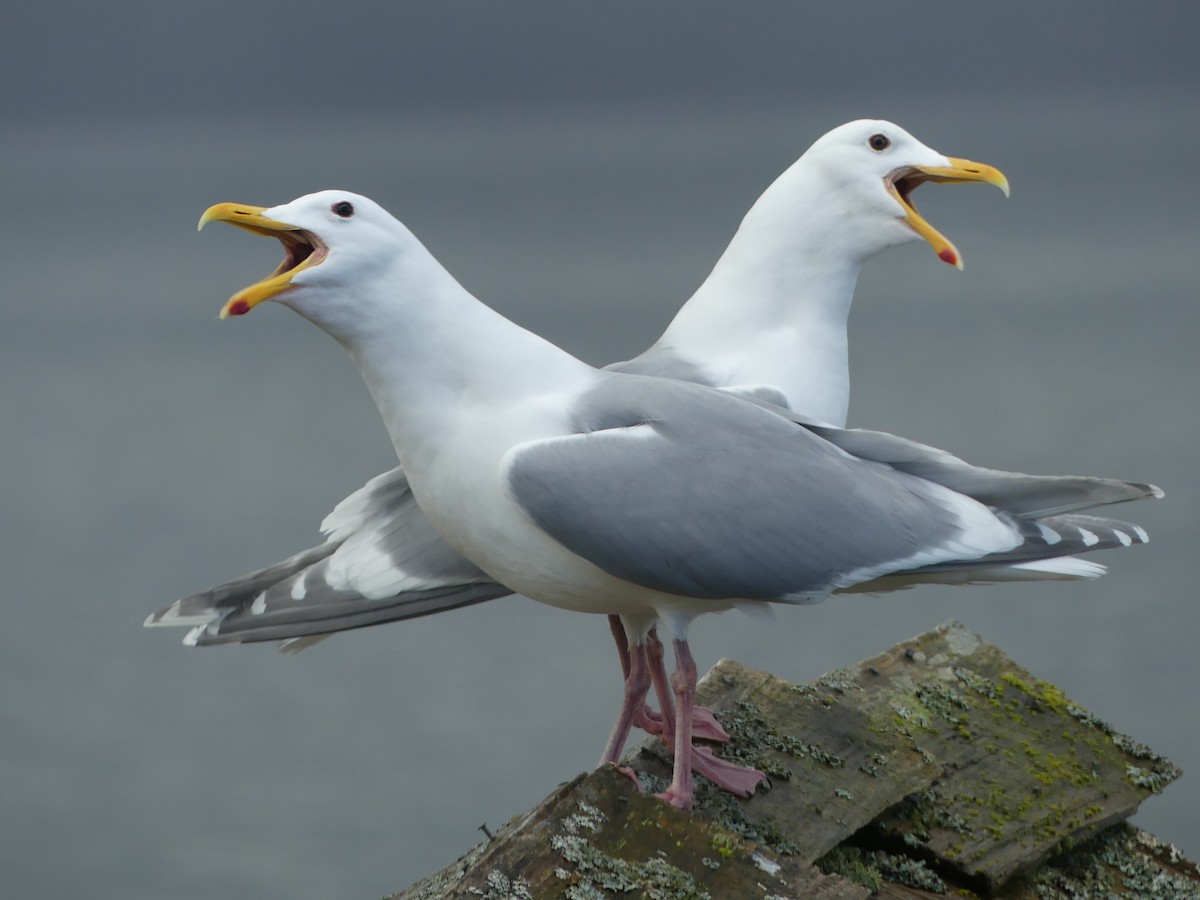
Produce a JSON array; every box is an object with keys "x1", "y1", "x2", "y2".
[{"x1": 154, "y1": 188, "x2": 1160, "y2": 807}]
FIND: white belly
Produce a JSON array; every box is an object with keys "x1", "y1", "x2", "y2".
[{"x1": 398, "y1": 398, "x2": 736, "y2": 626}]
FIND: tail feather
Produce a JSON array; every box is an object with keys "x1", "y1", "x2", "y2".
[
  {"x1": 853, "y1": 513, "x2": 1149, "y2": 595},
  {"x1": 180, "y1": 582, "x2": 513, "y2": 648},
  {"x1": 144, "y1": 466, "x2": 513, "y2": 650},
  {"x1": 144, "y1": 542, "x2": 339, "y2": 629}
]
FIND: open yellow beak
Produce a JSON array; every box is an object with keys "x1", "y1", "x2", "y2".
[
  {"x1": 198, "y1": 203, "x2": 327, "y2": 318},
  {"x1": 886, "y1": 157, "x2": 1009, "y2": 270}
]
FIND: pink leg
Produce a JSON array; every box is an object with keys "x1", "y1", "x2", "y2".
[
  {"x1": 609, "y1": 615, "x2": 665, "y2": 734},
  {"x1": 646, "y1": 629, "x2": 729, "y2": 744},
  {"x1": 598, "y1": 633, "x2": 652, "y2": 767},
  {"x1": 656, "y1": 638, "x2": 767, "y2": 809},
  {"x1": 608, "y1": 614, "x2": 632, "y2": 680},
  {"x1": 646, "y1": 629, "x2": 676, "y2": 745},
  {"x1": 657, "y1": 638, "x2": 698, "y2": 808},
  {"x1": 608, "y1": 618, "x2": 759, "y2": 804}
]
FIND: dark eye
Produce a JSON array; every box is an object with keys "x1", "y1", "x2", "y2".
[
  {"x1": 332, "y1": 201, "x2": 354, "y2": 218},
  {"x1": 868, "y1": 133, "x2": 890, "y2": 152}
]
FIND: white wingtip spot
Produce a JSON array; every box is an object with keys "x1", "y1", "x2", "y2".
[
  {"x1": 1037, "y1": 523, "x2": 1062, "y2": 545},
  {"x1": 143, "y1": 602, "x2": 225, "y2": 628},
  {"x1": 1133, "y1": 525, "x2": 1150, "y2": 543},
  {"x1": 250, "y1": 591, "x2": 268, "y2": 615},
  {"x1": 1113, "y1": 529, "x2": 1133, "y2": 547},
  {"x1": 1076, "y1": 527, "x2": 1100, "y2": 547},
  {"x1": 290, "y1": 576, "x2": 307, "y2": 601},
  {"x1": 183, "y1": 626, "x2": 203, "y2": 647}
]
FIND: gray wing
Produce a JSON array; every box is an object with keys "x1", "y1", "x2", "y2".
[
  {"x1": 801, "y1": 422, "x2": 1162, "y2": 516},
  {"x1": 733, "y1": 399, "x2": 1163, "y2": 517},
  {"x1": 507, "y1": 377, "x2": 1033, "y2": 603},
  {"x1": 145, "y1": 467, "x2": 511, "y2": 646},
  {"x1": 608, "y1": 347, "x2": 794, "y2": 413},
  {"x1": 607, "y1": 354, "x2": 1161, "y2": 518}
]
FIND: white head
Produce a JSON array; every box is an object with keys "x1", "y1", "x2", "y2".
[
  {"x1": 759, "y1": 118, "x2": 1009, "y2": 269},
  {"x1": 198, "y1": 190, "x2": 429, "y2": 322}
]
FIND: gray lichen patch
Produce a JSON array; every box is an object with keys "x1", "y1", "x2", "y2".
[
  {"x1": 633, "y1": 761, "x2": 799, "y2": 856},
  {"x1": 878, "y1": 789, "x2": 974, "y2": 845},
  {"x1": 953, "y1": 666, "x2": 999, "y2": 700},
  {"x1": 814, "y1": 667, "x2": 864, "y2": 696},
  {"x1": 547, "y1": 798, "x2": 712, "y2": 899},
  {"x1": 466, "y1": 870, "x2": 534, "y2": 899},
  {"x1": 1027, "y1": 823, "x2": 1200, "y2": 899},
  {"x1": 815, "y1": 845, "x2": 946, "y2": 894},
  {"x1": 715, "y1": 699, "x2": 845, "y2": 779}
]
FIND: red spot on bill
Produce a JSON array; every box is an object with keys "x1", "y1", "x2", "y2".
[
  {"x1": 229, "y1": 299, "x2": 250, "y2": 316},
  {"x1": 938, "y1": 248, "x2": 959, "y2": 266}
]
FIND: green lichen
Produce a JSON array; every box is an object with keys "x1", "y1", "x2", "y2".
[
  {"x1": 1000, "y1": 671, "x2": 1072, "y2": 714},
  {"x1": 1018, "y1": 738, "x2": 1097, "y2": 788},
  {"x1": 815, "y1": 846, "x2": 882, "y2": 892},
  {"x1": 708, "y1": 833, "x2": 737, "y2": 860},
  {"x1": 816, "y1": 845, "x2": 946, "y2": 894},
  {"x1": 999, "y1": 670, "x2": 1181, "y2": 794}
]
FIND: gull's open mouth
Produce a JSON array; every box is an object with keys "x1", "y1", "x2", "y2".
[
  {"x1": 264, "y1": 228, "x2": 327, "y2": 283},
  {"x1": 197, "y1": 203, "x2": 328, "y2": 317},
  {"x1": 882, "y1": 158, "x2": 1009, "y2": 270},
  {"x1": 886, "y1": 166, "x2": 931, "y2": 218}
]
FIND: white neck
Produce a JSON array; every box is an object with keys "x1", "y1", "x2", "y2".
[
  {"x1": 287, "y1": 235, "x2": 593, "y2": 468},
  {"x1": 654, "y1": 159, "x2": 880, "y2": 427}
]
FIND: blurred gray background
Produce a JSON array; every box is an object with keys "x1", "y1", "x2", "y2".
[{"x1": 2, "y1": 3, "x2": 1197, "y2": 897}]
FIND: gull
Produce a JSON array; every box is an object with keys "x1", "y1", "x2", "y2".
[
  {"x1": 149, "y1": 120, "x2": 1015, "y2": 654},
  {"x1": 160, "y1": 187, "x2": 1159, "y2": 808}
]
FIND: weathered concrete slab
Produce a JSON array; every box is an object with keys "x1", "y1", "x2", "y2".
[
  {"x1": 395, "y1": 766, "x2": 867, "y2": 899},
  {"x1": 1011, "y1": 824, "x2": 1200, "y2": 899},
  {"x1": 392, "y1": 620, "x2": 1187, "y2": 898},
  {"x1": 840, "y1": 620, "x2": 1180, "y2": 889},
  {"x1": 625, "y1": 620, "x2": 1179, "y2": 890},
  {"x1": 852, "y1": 823, "x2": 1200, "y2": 899},
  {"x1": 622, "y1": 655, "x2": 943, "y2": 864}
]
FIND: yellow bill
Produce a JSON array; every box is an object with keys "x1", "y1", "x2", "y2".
[
  {"x1": 885, "y1": 158, "x2": 1009, "y2": 270},
  {"x1": 198, "y1": 203, "x2": 327, "y2": 318}
]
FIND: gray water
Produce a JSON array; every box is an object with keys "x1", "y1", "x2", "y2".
[{"x1": 3, "y1": 73, "x2": 1198, "y2": 900}]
